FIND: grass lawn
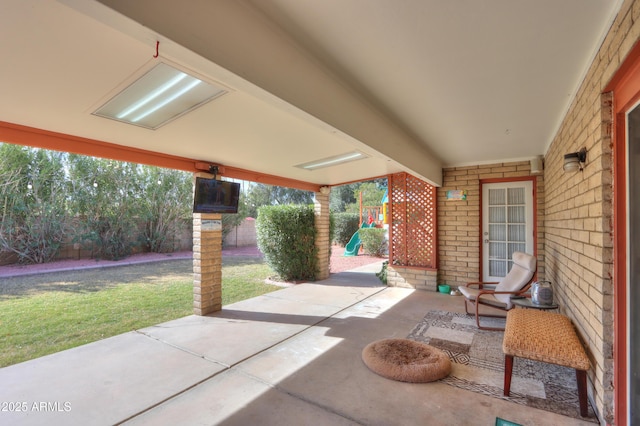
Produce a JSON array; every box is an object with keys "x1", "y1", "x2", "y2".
[{"x1": 0, "y1": 256, "x2": 279, "y2": 368}]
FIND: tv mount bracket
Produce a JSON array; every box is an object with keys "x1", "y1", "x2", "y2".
[{"x1": 208, "y1": 165, "x2": 219, "y2": 179}]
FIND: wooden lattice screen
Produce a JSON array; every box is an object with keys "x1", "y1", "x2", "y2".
[{"x1": 389, "y1": 172, "x2": 437, "y2": 268}]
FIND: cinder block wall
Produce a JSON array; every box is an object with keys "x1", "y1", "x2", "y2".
[
  {"x1": 223, "y1": 218, "x2": 257, "y2": 247},
  {"x1": 437, "y1": 163, "x2": 545, "y2": 287},
  {"x1": 541, "y1": 1, "x2": 640, "y2": 421}
]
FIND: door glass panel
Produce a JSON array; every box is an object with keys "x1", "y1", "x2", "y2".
[
  {"x1": 489, "y1": 206, "x2": 505, "y2": 223},
  {"x1": 489, "y1": 188, "x2": 505, "y2": 204},
  {"x1": 489, "y1": 241, "x2": 506, "y2": 258},
  {"x1": 489, "y1": 260, "x2": 507, "y2": 277},
  {"x1": 487, "y1": 189, "x2": 508, "y2": 273},
  {"x1": 489, "y1": 260, "x2": 507, "y2": 276},
  {"x1": 489, "y1": 224, "x2": 506, "y2": 241},
  {"x1": 507, "y1": 187, "x2": 525, "y2": 204},
  {"x1": 508, "y1": 206, "x2": 525, "y2": 223},
  {"x1": 508, "y1": 242, "x2": 526, "y2": 258},
  {"x1": 508, "y1": 224, "x2": 525, "y2": 241}
]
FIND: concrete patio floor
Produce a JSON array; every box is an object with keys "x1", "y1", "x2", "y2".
[{"x1": 0, "y1": 263, "x2": 594, "y2": 426}]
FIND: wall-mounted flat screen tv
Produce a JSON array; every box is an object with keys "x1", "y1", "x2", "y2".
[{"x1": 193, "y1": 177, "x2": 240, "y2": 214}]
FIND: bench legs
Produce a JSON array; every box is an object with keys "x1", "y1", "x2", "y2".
[
  {"x1": 503, "y1": 355, "x2": 513, "y2": 396},
  {"x1": 577, "y1": 369, "x2": 588, "y2": 417},
  {"x1": 503, "y1": 355, "x2": 589, "y2": 418}
]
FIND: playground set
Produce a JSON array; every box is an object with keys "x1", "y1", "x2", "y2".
[{"x1": 343, "y1": 189, "x2": 389, "y2": 256}]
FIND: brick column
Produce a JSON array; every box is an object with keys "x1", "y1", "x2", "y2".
[
  {"x1": 314, "y1": 188, "x2": 331, "y2": 280},
  {"x1": 193, "y1": 212, "x2": 222, "y2": 315}
]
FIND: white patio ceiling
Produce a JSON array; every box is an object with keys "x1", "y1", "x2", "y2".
[{"x1": 0, "y1": 0, "x2": 622, "y2": 187}]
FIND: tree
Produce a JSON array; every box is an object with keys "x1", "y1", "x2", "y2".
[
  {"x1": 329, "y1": 183, "x2": 358, "y2": 212},
  {"x1": 0, "y1": 144, "x2": 70, "y2": 263},
  {"x1": 354, "y1": 181, "x2": 387, "y2": 207},
  {"x1": 330, "y1": 179, "x2": 387, "y2": 213},
  {"x1": 139, "y1": 166, "x2": 193, "y2": 253},
  {"x1": 67, "y1": 155, "x2": 142, "y2": 260},
  {"x1": 244, "y1": 183, "x2": 313, "y2": 218},
  {"x1": 343, "y1": 180, "x2": 387, "y2": 215}
]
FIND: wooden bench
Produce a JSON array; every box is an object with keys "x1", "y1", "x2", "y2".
[{"x1": 502, "y1": 309, "x2": 590, "y2": 417}]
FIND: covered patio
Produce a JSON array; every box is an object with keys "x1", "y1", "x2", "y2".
[
  {"x1": 2, "y1": 1, "x2": 640, "y2": 424},
  {"x1": 0, "y1": 262, "x2": 592, "y2": 426}
]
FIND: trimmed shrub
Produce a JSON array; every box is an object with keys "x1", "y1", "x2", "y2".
[
  {"x1": 256, "y1": 205, "x2": 318, "y2": 281},
  {"x1": 333, "y1": 213, "x2": 360, "y2": 246},
  {"x1": 359, "y1": 228, "x2": 387, "y2": 257}
]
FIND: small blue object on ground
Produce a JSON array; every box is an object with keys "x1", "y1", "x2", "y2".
[{"x1": 495, "y1": 418, "x2": 522, "y2": 426}]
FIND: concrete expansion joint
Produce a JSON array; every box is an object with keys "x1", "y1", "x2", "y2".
[
  {"x1": 121, "y1": 364, "x2": 232, "y2": 424},
  {"x1": 133, "y1": 329, "x2": 228, "y2": 368},
  {"x1": 120, "y1": 334, "x2": 237, "y2": 423}
]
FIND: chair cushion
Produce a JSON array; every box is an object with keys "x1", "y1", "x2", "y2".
[
  {"x1": 457, "y1": 286, "x2": 508, "y2": 308},
  {"x1": 494, "y1": 252, "x2": 536, "y2": 307},
  {"x1": 512, "y1": 251, "x2": 537, "y2": 272}
]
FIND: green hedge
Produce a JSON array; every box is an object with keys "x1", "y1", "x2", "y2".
[
  {"x1": 359, "y1": 228, "x2": 387, "y2": 257},
  {"x1": 333, "y1": 213, "x2": 360, "y2": 246},
  {"x1": 256, "y1": 205, "x2": 318, "y2": 282}
]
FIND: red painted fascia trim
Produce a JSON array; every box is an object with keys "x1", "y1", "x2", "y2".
[{"x1": 0, "y1": 121, "x2": 320, "y2": 193}]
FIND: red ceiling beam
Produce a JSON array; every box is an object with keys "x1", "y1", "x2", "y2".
[{"x1": 0, "y1": 121, "x2": 320, "y2": 192}]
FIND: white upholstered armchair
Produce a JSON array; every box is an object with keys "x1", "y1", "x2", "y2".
[{"x1": 458, "y1": 252, "x2": 537, "y2": 331}]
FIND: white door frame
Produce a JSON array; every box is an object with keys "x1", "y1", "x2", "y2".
[
  {"x1": 481, "y1": 179, "x2": 535, "y2": 282},
  {"x1": 625, "y1": 99, "x2": 640, "y2": 423}
]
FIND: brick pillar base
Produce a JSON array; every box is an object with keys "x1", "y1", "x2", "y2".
[
  {"x1": 315, "y1": 189, "x2": 331, "y2": 280},
  {"x1": 193, "y1": 213, "x2": 222, "y2": 315},
  {"x1": 386, "y1": 266, "x2": 438, "y2": 291}
]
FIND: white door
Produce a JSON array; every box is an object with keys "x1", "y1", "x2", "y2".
[{"x1": 482, "y1": 181, "x2": 534, "y2": 282}]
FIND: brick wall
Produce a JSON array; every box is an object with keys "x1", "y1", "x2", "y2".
[
  {"x1": 437, "y1": 162, "x2": 545, "y2": 288},
  {"x1": 314, "y1": 190, "x2": 331, "y2": 280},
  {"x1": 386, "y1": 266, "x2": 438, "y2": 290},
  {"x1": 536, "y1": 1, "x2": 639, "y2": 422},
  {"x1": 192, "y1": 213, "x2": 222, "y2": 315}
]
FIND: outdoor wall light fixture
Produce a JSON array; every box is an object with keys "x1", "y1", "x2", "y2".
[{"x1": 563, "y1": 148, "x2": 587, "y2": 173}]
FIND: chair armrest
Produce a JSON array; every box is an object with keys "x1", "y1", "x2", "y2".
[
  {"x1": 476, "y1": 287, "x2": 531, "y2": 299},
  {"x1": 465, "y1": 281, "x2": 499, "y2": 290}
]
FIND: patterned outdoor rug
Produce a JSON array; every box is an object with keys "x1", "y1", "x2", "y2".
[{"x1": 407, "y1": 310, "x2": 597, "y2": 422}]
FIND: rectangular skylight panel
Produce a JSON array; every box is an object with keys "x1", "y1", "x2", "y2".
[
  {"x1": 296, "y1": 151, "x2": 367, "y2": 170},
  {"x1": 94, "y1": 63, "x2": 226, "y2": 130}
]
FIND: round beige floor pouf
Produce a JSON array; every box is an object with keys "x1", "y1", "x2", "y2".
[{"x1": 362, "y1": 338, "x2": 452, "y2": 383}]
